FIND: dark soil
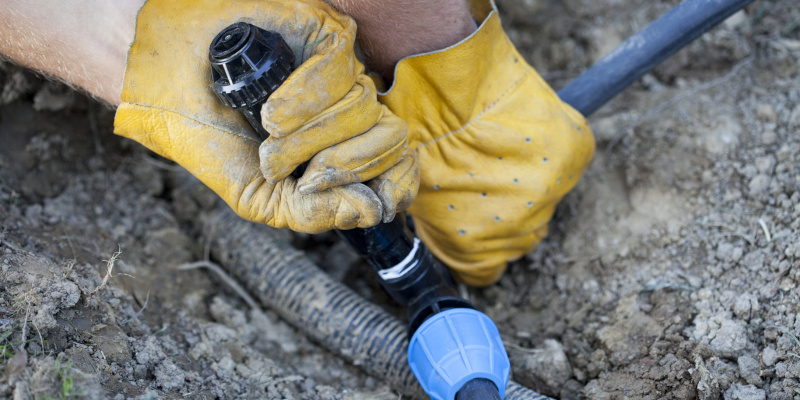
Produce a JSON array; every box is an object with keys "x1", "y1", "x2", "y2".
[{"x1": 1, "y1": 0, "x2": 799, "y2": 398}]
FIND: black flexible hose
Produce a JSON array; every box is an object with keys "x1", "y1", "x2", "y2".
[
  {"x1": 202, "y1": 207, "x2": 552, "y2": 399},
  {"x1": 557, "y1": 0, "x2": 755, "y2": 116}
]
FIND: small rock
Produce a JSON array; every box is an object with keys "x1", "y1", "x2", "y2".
[
  {"x1": 755, "y1": 104, "x2": 777, "y2": 123},
  {"x1": 722, "y1": 10, "x2": 748, "y2": 30},
  {"x1": 737, "y1": 355, "x2": 761, "y2": 386},
  {"x1": 695, "y1": 356, "x2": 721, "y2": 400},
  {"x1": 1, "y1": 71, "x2": 33, "y2": 104},
  {"x1": 212, "y1": 356, "x2": 236, "y2": 380},
  {"x1": 710, "y1": 319, "x2": 747, "y2": 358},
  {"x1": 723, "y1": 383, "x2": 765, "y2": 400},
  {"x1": 761, "y1": 129, "x2": 777, "y2": 145},
  {"x1": 733, "y1": 295, "x2": 758, "y2": 320},
  {"x1": 716, "y1": 243, "x2": 743, "y2": 263},
  {"x1": 755, "y1": 156, "x2": 777, "y2": 175},
  {"x1": 154, "y1": 360, "x2": 185, "y2": 391},
  {"x1": 762, "y1": 347, "x2": 778, "y2": 367},
  {"x1": 510, "y1": 339, "x2": 573, "y2": 397},
  {"x1": 748, "y1": 175, "x2": 771, "y2": 197},
  {"x1": 32, "y1": 82, "x2": 75, "y2": 112},
  {"x1": 741, "y1": 250, "x2": 765, "y2": 272},
  {"x1": 560, "y1": 379, "x2": 583, "y2": 400},
  {"x1": 134, "y1": 336, "x2": 166, "y2": 367}
]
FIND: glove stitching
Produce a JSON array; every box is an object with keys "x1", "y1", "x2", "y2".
[
  {"x1": 121, "y1": 102, "x2": 261, "y2": 145},
  {"x1": 415, "y1": 69, "x2": 532, "y2": 150}
]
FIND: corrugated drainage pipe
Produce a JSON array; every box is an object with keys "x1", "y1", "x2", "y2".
[{"x1": 202, "y1": 207, "x2": 550, "y2": 400}]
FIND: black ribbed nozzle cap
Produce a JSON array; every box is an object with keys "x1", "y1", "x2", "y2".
[{"x1": 209, "y1": 22, "x2": 295, "y2": 109}]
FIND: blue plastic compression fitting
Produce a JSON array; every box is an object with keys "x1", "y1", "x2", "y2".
[{"x1": 408, "y1": 309, "x2": 510, "y2": 400}]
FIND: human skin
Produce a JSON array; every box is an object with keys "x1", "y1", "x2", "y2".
[
  {"x1": 0, "y1": 0, "x2": 476, "y2": 105},
  {"x1": 327, "y1": 0, "x2": 477, "y2": 79}
]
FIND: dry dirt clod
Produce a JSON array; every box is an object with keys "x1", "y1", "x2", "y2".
[
  {"x1": 3, "y1": 0, "x2": 800, "y2": 398},
  {"x1": 510, "y1": 339, "x2": 573, "y2": 397}
]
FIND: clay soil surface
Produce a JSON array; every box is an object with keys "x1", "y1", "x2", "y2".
[{"x1": 1, "y1": 0, "x2": 799, "y2": 398}]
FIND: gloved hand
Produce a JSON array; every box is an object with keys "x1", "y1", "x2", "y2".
[
  {"x1": 114, "y1": 0, "x2": 418, "y2": 233},
  {"x1": 379, "y1": 0, "x2": 595, "y2": 286}
]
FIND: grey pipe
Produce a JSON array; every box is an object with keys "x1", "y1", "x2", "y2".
[
  {"x1": 202, "y1": 207, "x2": 550, "y2": 399},
  {"x1": 558, "y1": 0, "x2": 755, "y2": 116}
]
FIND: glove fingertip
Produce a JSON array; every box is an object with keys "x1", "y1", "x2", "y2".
[
  {"x1": 260, "y1": 103, "x2": 291, "y2": 138},
  {"x1": 259, "y1": 164, "x2": 283, "y2": 185},
  {"x1": 376, "y1": 180, "x2": 399, "y2": 223},
  {"x1": 296, "y1": 182, "x2": 318, "y2": 195}
]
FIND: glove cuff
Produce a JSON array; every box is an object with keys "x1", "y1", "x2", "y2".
[{"x1": 379, "y1": 1, "x2": 568, "y2": 150}]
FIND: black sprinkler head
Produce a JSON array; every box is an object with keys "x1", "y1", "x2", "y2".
[{"x1": 209, "y1": 22, "x2": 295, "y2": 139}]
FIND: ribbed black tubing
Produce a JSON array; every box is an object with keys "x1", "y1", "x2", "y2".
[
  {"x1": 557, "y1": 0, "x2": 755, "y2": 116},
  {"x1": 202, "y1": 207, "x2": 551, "y2": 399}
]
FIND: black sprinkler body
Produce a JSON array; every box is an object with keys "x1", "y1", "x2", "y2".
[
  {"x1": 209, "y1": 23, "x2": 509, "y2": 400},
  {"x1": 210, "y1": 22, "x2": 294, "y2": 139}
]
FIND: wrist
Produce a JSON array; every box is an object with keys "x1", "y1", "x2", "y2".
[
  {"x1": 79, "y1": 0, "x2": 143, "y2": 104},
  {"x1": 0, "y1": 0, "x2": 143, "y2": 105},
  {"x1": 328, "y1": 0, "x2": 477, "y2": 79}
]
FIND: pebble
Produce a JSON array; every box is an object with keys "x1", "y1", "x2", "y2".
[
  {"x1": 716, "y1": 243, "x2": 744, "y2": 263},
  {"x1": 741, "y1": 250, "x2": 765, "y2": 271},
  {"x1": 748, "y1": 174, "x2": 771, "y2": 197},
  {"x1": 755, "y1": 155, "x2": 776, "y2": 174},
  {"x1": 710, "y1": 319, "x2": 747, "y2": 358},
  {"x1": 756, "y1": 104, "x2": 777, "y2": 122},
  {"x1": 737, "y1": 355, "x2": 761, "y2": 386},
  {"x1": 761, "y1": 347, "x2": 778, "y2": 367},
  {"x1": 733, "y1": 295, "x2": 757, "y2": 320},
  {"x1": 724, "y1": 383, "x2": 765, "y2": 400},
  {"x1": 510, "y1": 339, "x2": 573, "y2": 397},
  {"x1": 155, "y1": 360, "x2": 186, "y2": 391}
]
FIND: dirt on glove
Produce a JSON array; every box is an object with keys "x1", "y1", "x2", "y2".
[{"x1": 1, "y1": 0, "x2": 799, "y2": 398}]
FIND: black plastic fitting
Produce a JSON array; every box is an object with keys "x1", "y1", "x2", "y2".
[
  {"x1": 210, "y1": 22, "x2": 294, "y2": 139},
  {"x1": 336, "y1": 220, "x2": 473, "y2": 335},
  {"x1": 455, "y1": 379, "x2": 502, "y2": 400}
]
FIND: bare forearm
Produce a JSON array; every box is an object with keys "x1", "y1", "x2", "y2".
[
  {"x1": 328, "y1": 0, "x2": 477, "y2": 79},
  {"x1": 0, "y1": 0, "x2": 475, "y2": 104},
  {"x1": 0, "y1": 0, "x2": 141, "y2": 105}
]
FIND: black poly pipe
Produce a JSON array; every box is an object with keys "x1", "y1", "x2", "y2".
[
  {"x1": 457, "y1": 378, "x2": 503, "y2": 400},
  {"x1": 557, "y1": 0, "x2": 755, "y2": 116}
]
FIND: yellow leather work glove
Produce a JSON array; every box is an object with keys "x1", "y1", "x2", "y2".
[
  {"x1": 379, "y1": 0, "x2": 595, "y2": 286},
  {"x1": 115, "y1": 0, "x2": 419, "y2": 233}
]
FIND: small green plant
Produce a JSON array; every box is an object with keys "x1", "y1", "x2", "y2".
[
  {"x1": 0, "y1": 322, "x2": 17, "y2": 361},
  {"x1": 245, "y1": 371, "x2": 267, "y2": 400},
  {"x1": 768, "y1": 325, "x2": 800, "y2": 359},
  {"x1": 41, "y1": 354, "x2": 81, "y2": 400}
]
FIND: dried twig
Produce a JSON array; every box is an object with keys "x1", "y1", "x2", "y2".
[
  {"x1": 33, "y1": 320, "x2": 45, "y2": 356},
  {"x1": 758, "y1": 218, "x2": 772, "y2": 243},
  {"x1": 87, "y1": 248, "x2": 121, "y2": 300},
  {"x1": 19, "y1": 302, "x2": 29, "y2": 353},
  {"x1": 121, "y1": 291, "x2": 150, "y2": 324},
  {"x1": 0, "y1": 238, "x2": 23, "y2": 253},
  {"x1": 177, "y1": 261, "x2": 259, "y2": 310}
]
